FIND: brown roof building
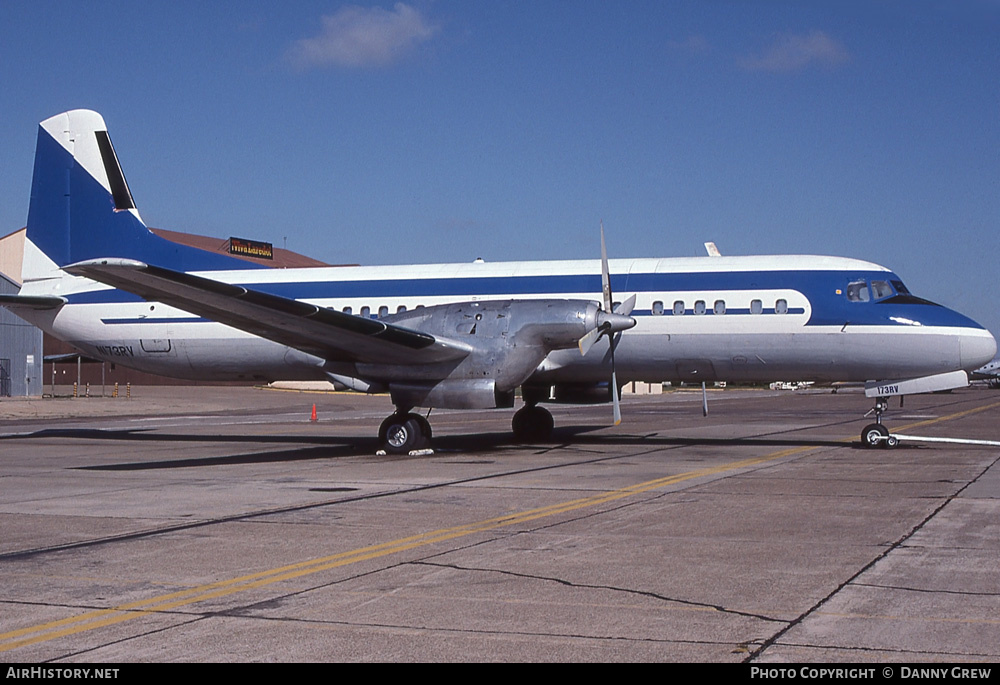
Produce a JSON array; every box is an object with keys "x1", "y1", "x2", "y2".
[{"x1": 148, "y1": 228, "x2": 342, "y2": 269}]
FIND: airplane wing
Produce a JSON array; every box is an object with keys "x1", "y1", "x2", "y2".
[{"x1": 64, "y1": 259, "x2": 473, "y2": 365}]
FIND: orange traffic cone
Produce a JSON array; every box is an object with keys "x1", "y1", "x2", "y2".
[{"x1": 310, "y1": 404, "x2": 317, "y2": 422}]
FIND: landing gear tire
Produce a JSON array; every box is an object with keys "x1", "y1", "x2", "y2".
[
  {"x1": 862, "y1": 423, "x2": 891, "y2": 449},
  {"x1": 379, "y1": 413, "x2": 430, "y2": 454},
  {"x1": 512, "y1": 405, "x2": 554, "y2": 443},
  {"x1": 411, "y1": 413, "x2": 432, "y2": 441}
]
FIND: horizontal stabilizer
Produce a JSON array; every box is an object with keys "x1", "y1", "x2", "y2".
[
  {"x1": 865, "y1": 370, "x2": 969, "y2": 398},
  {"x1": 64, "y1": 259, "x2": 472, "y2": 365},
  {"x1": 0, "y1": 294, "x2": 67, "y2": 310}
]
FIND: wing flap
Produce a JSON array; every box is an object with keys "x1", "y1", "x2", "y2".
[{"x1": 64, "y1": 259, "x2": 472, "y2": 365}]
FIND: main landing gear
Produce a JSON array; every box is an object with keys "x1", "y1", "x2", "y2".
[
  {"x1": 379, "y1": 405, "x2": 554, "y2": 452},
  {"x1": 860, "y1": 396, "x2": 899, "y2": 449},
  {"x1": 379, "y1": 410, "x2": 432, "y2": 454},
  {"x1": 511, "y1": 404, "x2": 553, "y2": 442},
  {"x1": 379, "y1": 403, "x2": 556, "y2": 453}
]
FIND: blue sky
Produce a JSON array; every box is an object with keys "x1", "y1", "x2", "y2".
[{"x1": 2, "y1": 1, "x2": 998, "y2": 336}]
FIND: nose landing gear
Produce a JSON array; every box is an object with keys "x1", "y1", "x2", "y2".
[{"x1": 861, "y1": 396, "x2": 899, "y2": 449}]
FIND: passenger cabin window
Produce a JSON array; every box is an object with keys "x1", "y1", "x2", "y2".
[
  {"x1": 378, "y1": 305, "x2": 389, "y2": 318},
  {"x1": 673, "y1": 300, "x2": 685, "y2": 315},
  {"x1": 750, "y1": 299, "x2": 763, "y2": 315},
  {"x1": 714, "y1": 300, "x2": 726, "y2": 315},
  {"x1": 694, "y1": 300, "x2": 706, "y2": 315},
  {"x1": 871, "y1": 280, "x2": 893, "y2": 300},
  {"x1": 342, "y1": 306, "x2": 352, "y2": 315},
  {"x1": 775, "y1": 299, "x2": 788, "y2": 314},
  {"x1": 846, "y1": 280, "x2": 870, "y2": 302},
  {"x1": 360, "y1": 306, "x2": 371, "y2": 318},
  {"x1": 652, "y1": 301, "x2": 664, "y2": 316},
  {"x1": 396, "y1": 305, "x2": 407, "y2": 314}
]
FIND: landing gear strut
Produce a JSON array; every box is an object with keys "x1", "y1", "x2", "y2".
[
  {"x1": 379, "y1": 410, "x2": 432, "y2": 454},
  {"x1": 861, "y1": 396, "x2": 899, "y2": 449},
  {"x1": 512, "y1": 404, "x2": 553, "y2": 442}
]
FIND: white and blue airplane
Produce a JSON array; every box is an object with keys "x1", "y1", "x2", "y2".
[{"x1": 2, "y1": 110, "x2": 996, "y2": 452}]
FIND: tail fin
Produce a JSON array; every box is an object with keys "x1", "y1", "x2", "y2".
[{"x1": 23, "y1": 110, "x2": 261, "y2": 284}]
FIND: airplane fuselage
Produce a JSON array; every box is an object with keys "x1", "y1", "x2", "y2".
[{"x1": 20, "y1": 253, "x2": 993, "y2": 390}]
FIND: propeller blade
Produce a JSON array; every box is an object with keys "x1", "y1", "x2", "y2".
[
  {"x1": 612, "y1": 375, "x2": 622, "y2": 424},
  {"x1": 600, "y1": 221, "x2": 613, "y2": 314},
  {"x1": 578, "y1": 325, "x2": 602, "y2": 356},
  {"x1": 614, "y1": 293, "x2": 636, "y2": 316},
  {"x1": 598, "y1": 221, "x2": 626, "y2": 426},
  {"x1": 610, "y1": 338, "x2": 622, "y2": 425}
]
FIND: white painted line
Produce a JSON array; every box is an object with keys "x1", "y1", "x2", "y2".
[{"x1": 893, "y1": 434, "x2": 1000, "y2": 447}]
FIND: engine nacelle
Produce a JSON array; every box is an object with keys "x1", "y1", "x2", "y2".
[
  {"x1": 389, "y1": 379, "x2": 514, "y2": 410},
  {"x1": 347, "y1": 299, "x2": 635, "y2": 409},
  {"x1": 382, "y1": 299, "x2": 630, "y2": 389}
]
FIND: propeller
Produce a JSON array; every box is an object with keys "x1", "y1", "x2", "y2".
[
  {"x1": 577, "y1": 222, "x2": 635, "y2": 425},
  {"x1": 577, "y1": 297, "x2": 635, "y2": 356}
]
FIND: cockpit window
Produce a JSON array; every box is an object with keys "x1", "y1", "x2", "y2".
[
  {"x1": 871, "y1": 280, "x2": 893, "y2": 300},
  {"x1": 846, "y1": 280, "x2": 870, "y2": 302},
  {"x1": 877, "y1": 278, "x2": 940, "y2": 306}
]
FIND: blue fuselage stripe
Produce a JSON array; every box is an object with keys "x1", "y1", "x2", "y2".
[
  {"x1": 70, "y1": 269, "x2": 848, "y2": 302},
  {"x1": 69, "y1": 267, "x2": 983, "y2": 330}
]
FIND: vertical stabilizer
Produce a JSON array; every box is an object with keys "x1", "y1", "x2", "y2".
[{"x1": 22, "y1": 110, "x2": 262, "y2": 285}]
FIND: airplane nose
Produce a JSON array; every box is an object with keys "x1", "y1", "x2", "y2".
[{"x1": 961, "y1": 329, "x2": 997, "y2": 371}]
